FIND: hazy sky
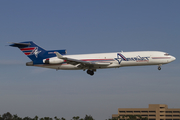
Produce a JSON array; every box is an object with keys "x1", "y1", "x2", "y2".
[{"x1": 0, "y1": 1, "x2": 180, "y2": 120}]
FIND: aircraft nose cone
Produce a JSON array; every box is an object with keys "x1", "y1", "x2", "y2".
[{"x1": 171, "y1": 56, "x2": 176, "y2": 61}]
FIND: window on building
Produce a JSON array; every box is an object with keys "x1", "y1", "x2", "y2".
[
  {"x1": 142, "y1": 111, "x2": 148, "y2": 113},
  {"x1": 127, "y1": 111, "x2": 133, "y2": 113},
  {"x1": 119, "y1": 111, "x2": 125, "y2": 113},
  {"x1": 173, "y1": 111, "x2": 180, "y2": 113},
  {"x1": 160, "y1": 115, "x2": 164, "y2": 116},
  {"x1": 166, "y1": 115, "x2": 172, "y2": 117},
  {"x1": 134, "y1": 111, "x2": 140, "y2": 113},
  {"x1": 142, "y1": 115, "x2": 148, "y2": 117},
  {"x1": 160, "y1": 107, "x2": 165, "y2": 109},
  {"x1": 160, "y1": 111, "x2": 165, "y2": 113},
  {"x1": 166, "y1": 111, "x2": 172, "y2": 113},
  {"x1": 149, "y1": 111, "x2": 156, "y2": 113},
  {"x1": 149, "y1": 119, "x2": 156, "y2": 120},
  {"x1": 173, "y1": 115, "x2": 180, "y2": 117},
  {"x1": 166, "y1": 119, "x2": 172, "y2": 120},
  {"x1": 173, "y1": 119, "x2": 180, "y2": 120},
  {"x1": 149, "y1": 115, "x2": 156, "y2": 116}
]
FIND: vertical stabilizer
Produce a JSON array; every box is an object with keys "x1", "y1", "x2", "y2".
[
  {"x1": 10, "y1": 41, "x2": 46, "y2": 64},
  {"x1": 10, "y1": 41, "x2": 67, "y2": 64}
]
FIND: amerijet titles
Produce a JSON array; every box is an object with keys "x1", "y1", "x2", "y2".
[{"x1": 115, "y1": 53, "x2": 150, "y2": 64}]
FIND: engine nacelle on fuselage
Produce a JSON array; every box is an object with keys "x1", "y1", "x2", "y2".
[{"x1": 43, "y1": 58, "x2": 64, "y2": 64}]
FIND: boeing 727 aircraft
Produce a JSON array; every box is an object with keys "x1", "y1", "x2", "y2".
[{"x1": 10, "y1": 41, "x2": 176, "y2": 76}]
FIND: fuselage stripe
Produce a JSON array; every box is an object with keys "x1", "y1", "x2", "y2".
[
  {"x1": 81, "y1": 59, "x2": 114, "y2": 61},
  {"x1": 152, "y1": 57, "x2": 171, "y2": 59}
]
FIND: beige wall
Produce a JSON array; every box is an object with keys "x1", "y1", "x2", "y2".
[{"x1": 112, "y1": 104, "x2": 180, "y2": 120}]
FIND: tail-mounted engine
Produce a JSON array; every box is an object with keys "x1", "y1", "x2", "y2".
[{"x1": 43, "y1": 58, "x2": 64, "y2": 64}]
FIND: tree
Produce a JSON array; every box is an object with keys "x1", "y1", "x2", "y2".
[
  {"x1": 0, "y1": 115, "x2": 3, "y2": 120},
  {"x1": 33, "y1": 116, "x2": 38, "y2": 120},
  {"x1": 60, "y1": 118, "x2": 66, "y2": 120},
  {"x1": 142, "y1": 117, "x2": 148, "y2": 120},
  {"x1": 54, "y1": 116, "x2": 59, "y2": 120},
  {"x1": 23, "y1": 116, "x2": 33, "y2": 120},
  {"x1": 2, "y1": 112, "x2": 13, "y2": 120},
  {"x1": 43, "y1": 117, "x2": 53, "y2": 120},
  {"x1": 13, "y1": 114, "x2": 22, "y2": 120},
  {"x1": 0, "y1": 112, "x2": 149, "y2": 120},
  {"x1": 39, "y1": 118, "x2": 44, "y2": 120},
  {"x1": 71, "y1": 116, "x2": 80, "y2": 120},
  {"x1": 106, "y1": 117, "x2": 118, "y2": 120},
  {"x1": 111, "y1": 115, "x2": 148, "y2": 120},
  {"x1": 127, "y1": 115, "x2": 137, "y2": 120},
  {"x1": 84, "y1": 115, "x2": 94, "y2": 120}
]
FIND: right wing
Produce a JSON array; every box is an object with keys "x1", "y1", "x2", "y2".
[{"x1": 54, "y1": 52, "x2": 112, "y2": 69}]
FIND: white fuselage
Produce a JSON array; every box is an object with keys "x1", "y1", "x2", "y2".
[{"x1": 35, "y1": 51, "x2": 176, "y2": 70}]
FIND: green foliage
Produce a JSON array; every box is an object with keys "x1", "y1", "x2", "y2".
[
  {"x1": 34, "y1": 116, "x2": 38, "y2": 120},
  {"x1": 72, "y1": 116, "x2": 79, "y2": 120},
  {"x1": 106, "y1": 117, "x2": 118, "y2": 120},
  {"x1": 0, "y1": 113, "x2": 97, "y2": 120},
  {"x1": 84, "y1": 115, "x2": 94, "y2": 120},
  {"x1": 142, "y1": 117, "x2": 148, "y2": 120},
  {"x1": 108, "y1": 115, "x2": 148, "y2": 120},
  {"x1": 2, "y1": 112, "x2": 13, "y2": 120},
  {"x1": 126, "y1": 115, "x2": 139, "y2": 120}
]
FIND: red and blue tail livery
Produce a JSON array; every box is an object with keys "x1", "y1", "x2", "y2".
[
  {"x1": 10, "y1": 41, "x2": 66, "y2": 64},
  {"x1": 10, "y1": 41, "x2": 176, "y2": 76}
]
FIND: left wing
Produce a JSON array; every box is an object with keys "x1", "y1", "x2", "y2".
[{"x1": 54, "y1": 52, "x2": 112, "y2": 69}]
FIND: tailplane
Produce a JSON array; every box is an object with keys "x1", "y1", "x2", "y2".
[{"x1": 9, "y1": 41, "x2": 66, "y2": 64}]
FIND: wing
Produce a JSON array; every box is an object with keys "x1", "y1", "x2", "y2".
[{"x1": 54, "y1": 52, "x2": 112, "y2": 69}]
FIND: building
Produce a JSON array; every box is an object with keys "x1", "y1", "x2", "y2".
[{"x1": 112, "y1": 104, "x2": 180, "y2": 120}]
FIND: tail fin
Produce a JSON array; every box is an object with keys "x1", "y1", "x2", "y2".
[{"x1": 10, "y1": 41, "x2": 66, "y2": 64}]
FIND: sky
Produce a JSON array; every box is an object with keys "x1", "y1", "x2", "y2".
[{"x1": 0, "y1": 0, "x2": 180, "y2": 120}]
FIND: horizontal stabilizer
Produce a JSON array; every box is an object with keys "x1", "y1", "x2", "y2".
[
  {"x1": 49, "y1": 50, "x2": 66, "y2": 56},
  {"x1": 55, "y1": 52, "x2": 64, "y2": 59},
  {"x1": 9, "y1": 42, "x2": 31, "y2": 48}
]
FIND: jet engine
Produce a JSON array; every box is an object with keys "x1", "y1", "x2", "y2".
[{"x1": 43, "y1": 58, "x2": 64, "y2": 64}]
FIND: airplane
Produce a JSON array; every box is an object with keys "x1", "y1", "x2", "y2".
[{"x1": 9, "y1": 41, "x2": 176, "y2": 76}]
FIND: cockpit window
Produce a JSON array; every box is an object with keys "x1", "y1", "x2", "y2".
[{"x1": 164, "y1": 53, "x2": 170, "y2": 56}]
